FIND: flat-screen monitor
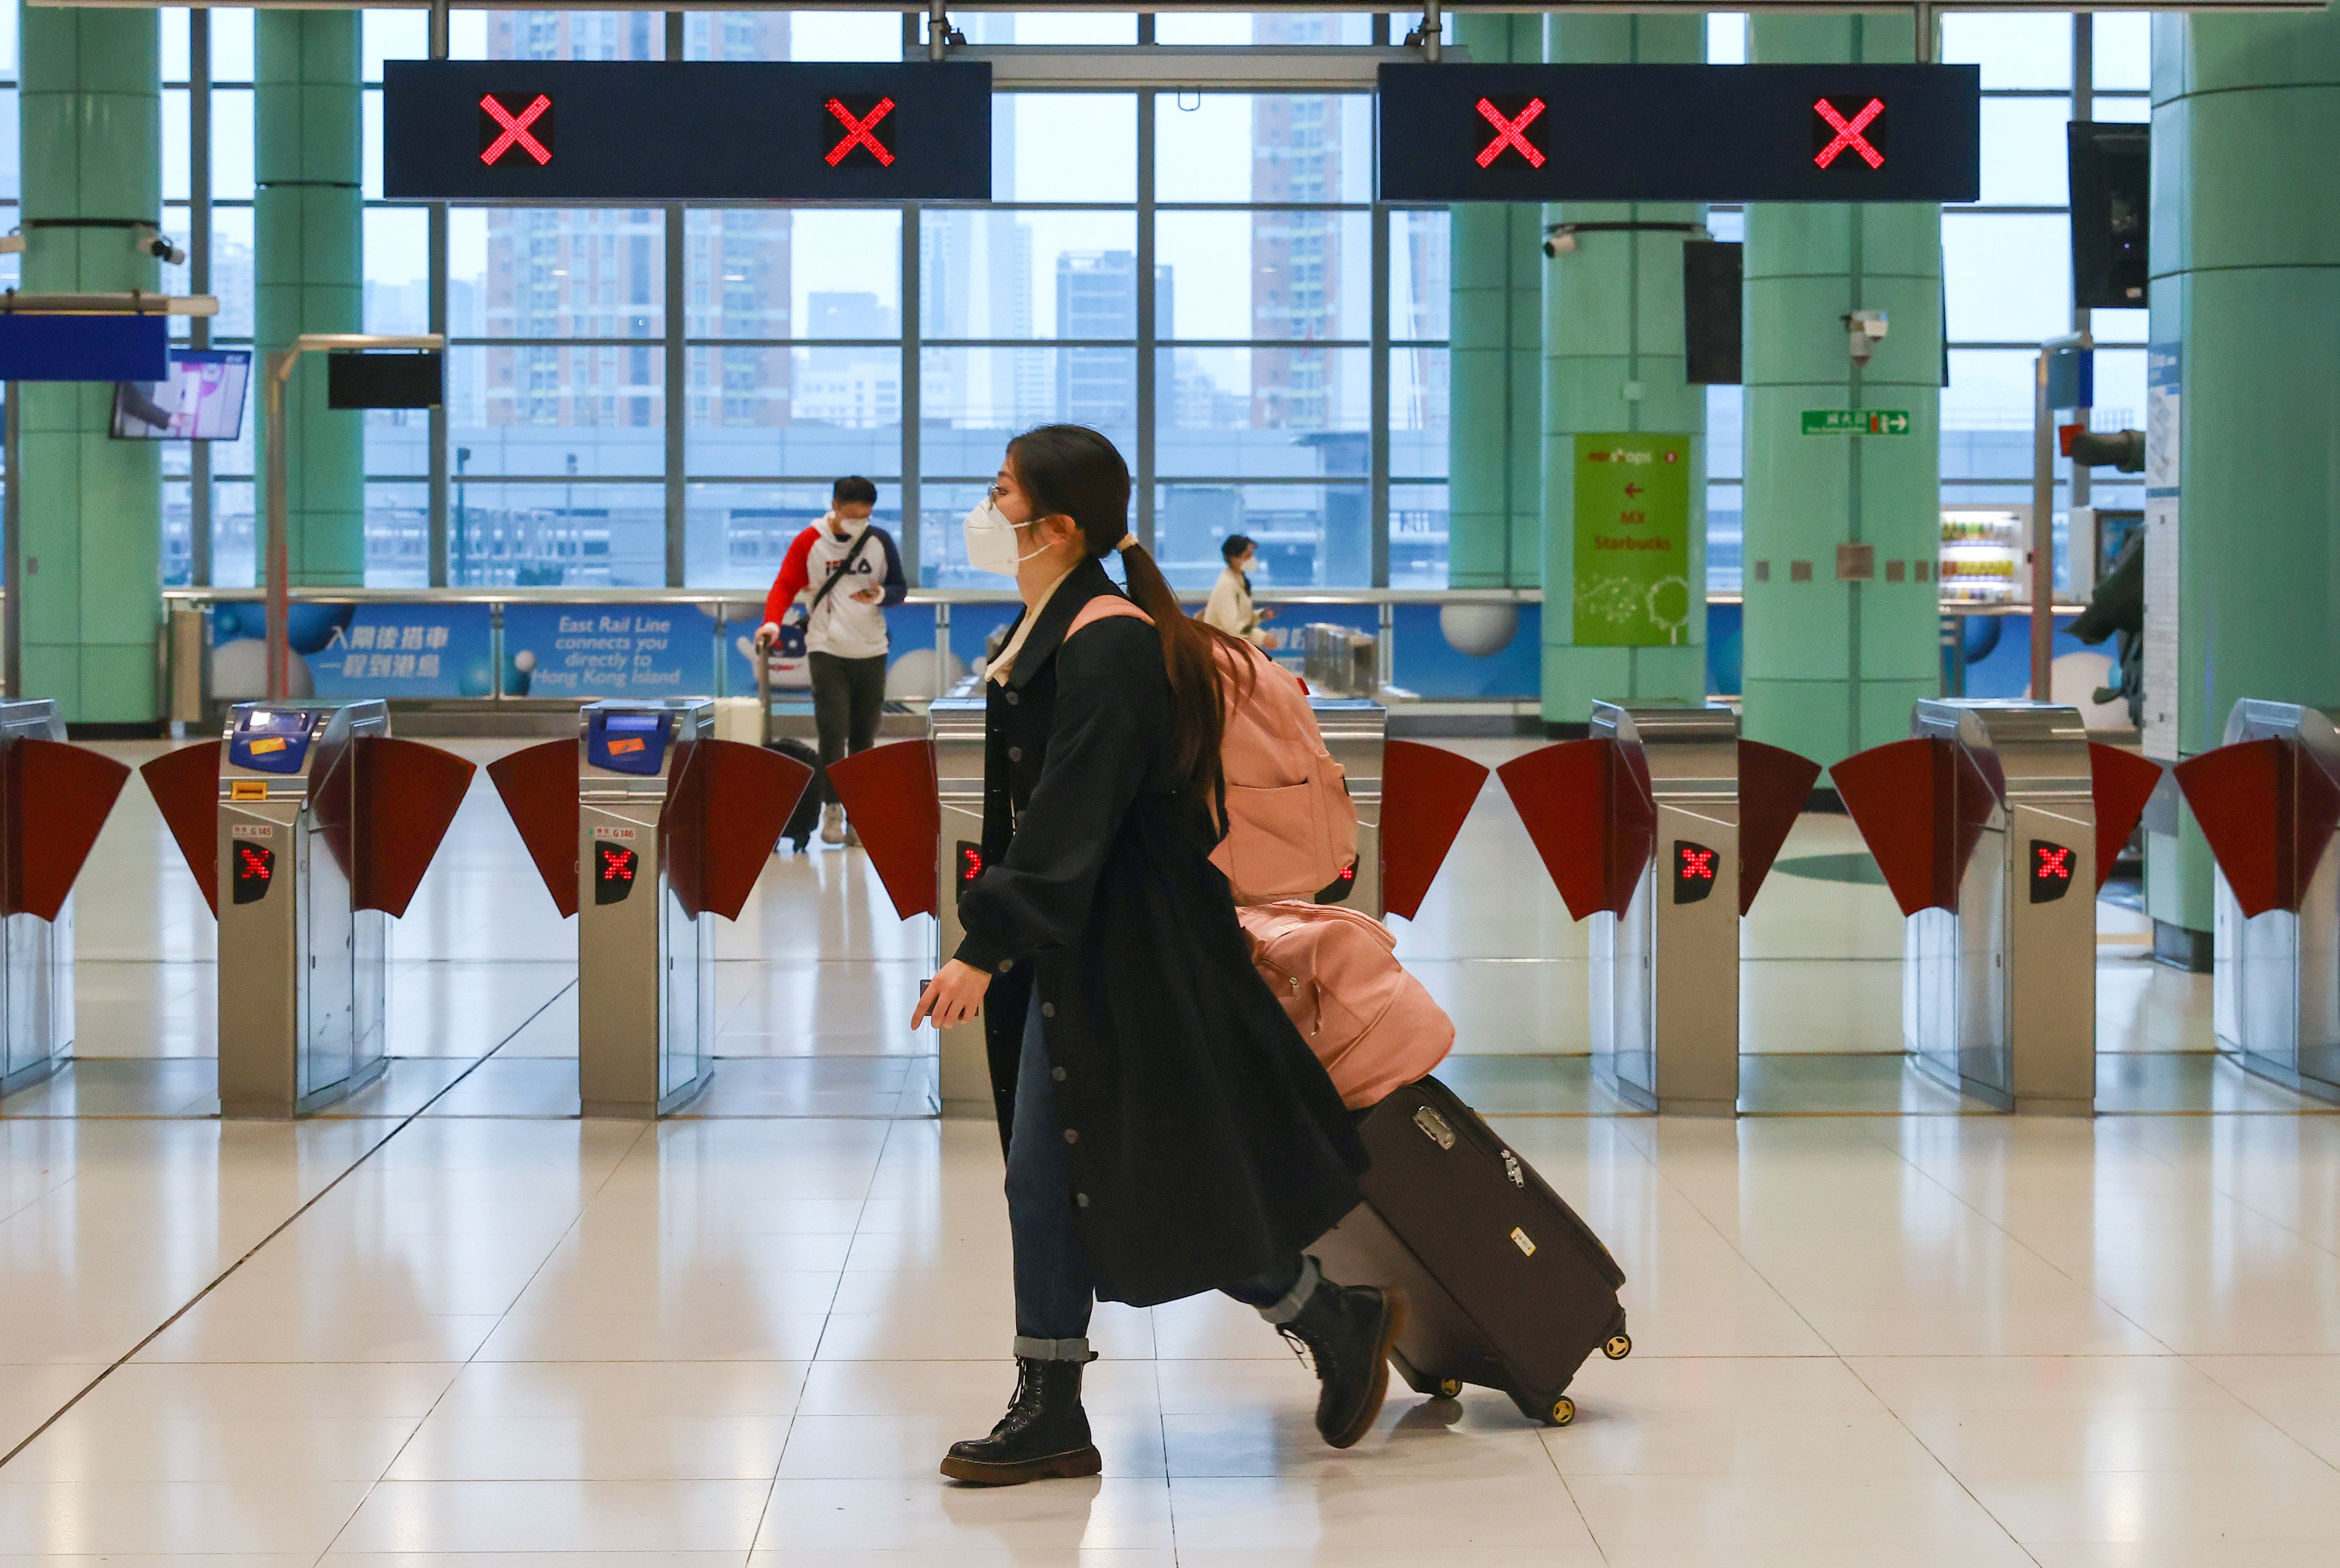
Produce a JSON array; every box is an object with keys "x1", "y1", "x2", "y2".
[{"x1": 111, "y1": 349, "x2": 251, "y2": 440}]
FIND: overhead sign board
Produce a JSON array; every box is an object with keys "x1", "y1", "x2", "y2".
[
  {"x1": 1379, "y1": 63, "x2": 1980, "y2": 204},
  {"x1": 383, "y1": 61, "x2": 992, "y2": 202},
  {"x1": 0, "y1": 314, "x2": 169, "y2": 381}
]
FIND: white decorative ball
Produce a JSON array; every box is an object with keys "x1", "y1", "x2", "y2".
[
  {"x1": 884, "y1": 647, "x2": 968, "y2": 701},
  {"x1": 1439, "y1": 602, "x2": 1520, "y2": 659}
]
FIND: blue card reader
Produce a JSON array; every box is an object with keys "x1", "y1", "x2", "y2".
[
  {"x1": 227, "y1": 707, "x2": 318, "y2": 775},
  {"x1": 586, "y1": 708, "x2": 673, "y2": 776}
]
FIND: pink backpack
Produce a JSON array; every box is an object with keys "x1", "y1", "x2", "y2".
[
  {"x1": 1207, "y1": 641, "x2": 1360, "y2": 904},
  {"x1": 1238, "y1": 900, "x2": 1455, "y2": 1109},
  {"x1": 1069, "y1": 601, "x2": 1359, "y2": 905}
]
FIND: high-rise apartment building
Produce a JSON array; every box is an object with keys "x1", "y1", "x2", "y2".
[
  {"x1": 1250, "y1": 13, "x2": 1341, "y2": 433},
  {"x1": 1055, "y1": 251, "x2": 1173, "y2": 430}
]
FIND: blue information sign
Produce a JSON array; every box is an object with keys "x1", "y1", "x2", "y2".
[
  {"x1": 0, "y1": 313, "x2": 169, "y2": 381},
  {"x1": 382, "y1": 61, "x2": 992, "y2": 202}
]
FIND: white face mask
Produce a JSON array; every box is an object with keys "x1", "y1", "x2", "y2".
[{"x1": 961, "y1": 497, "x2": 1047, "y2": 576}]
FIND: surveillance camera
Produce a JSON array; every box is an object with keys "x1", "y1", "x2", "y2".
[
  {"x1": 131, "y1": 225, "x2": 185, "y2": 266},
  {"x1": 1844, "y1": 309, "x2": 1889, "y2": 363},
  {"x1": 1542, "y1": 224, "x2": 1576, "y2": 259},
  {"x1": 0, "y1": 231, "x2": 22, "y2": 256}
]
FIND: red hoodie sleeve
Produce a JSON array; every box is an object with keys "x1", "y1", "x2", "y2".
[{"x1": 763, "y1": 526, "x2": 820, "y2": 626}]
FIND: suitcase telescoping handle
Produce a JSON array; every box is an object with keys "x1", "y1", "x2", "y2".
[{"x1": 755, "y1": 628, "x2": 774, "y2": 748}]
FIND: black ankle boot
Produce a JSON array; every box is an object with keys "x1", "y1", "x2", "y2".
[
  {"x1": 940, "y1": 1357, "x2": 1103, "y2": 1485},
  {"x1": 1280, "y1": 1273, "x2": 1405, "y2": 1449}
]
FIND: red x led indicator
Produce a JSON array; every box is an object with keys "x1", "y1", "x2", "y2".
[
  {"x1": 479, "y1": 92, "x2": 553, "y2": 167},
  {"x1": 2029, "y1": 840, "x2": 2075, "y2": 903},
  {"x1": 1475, "y1": 96, "x2": 1548, "y2": 170},
  {"x1": 232, "y1": 842, "x2": 275, "y2": 905},
  {"x1": 1813, "y1": 96, "x2": 1886, "y2": 170},
  {"x1": 825, "y1": 96, "x2": 897, "y2": 168},
  {"x1": 1674, "y1": 840, "x2": 1720, "y2": 905}
]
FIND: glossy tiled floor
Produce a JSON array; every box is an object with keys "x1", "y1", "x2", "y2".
[{"x1": 2, "y1": 737, "x2": 2335, "y2": 1562}]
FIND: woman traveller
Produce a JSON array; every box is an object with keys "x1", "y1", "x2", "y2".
[{"x1": 913, "y1": 424, "x2": 1403, "y2": 1486}]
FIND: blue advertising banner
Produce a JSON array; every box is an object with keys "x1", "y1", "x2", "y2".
[
  {"x1": 502, "y1": 603, "x2": 718, "y2": 698},
  {"x1": 310, "y1": 604, "x2": 496, "y2": 697},
  {"x1": 209, "y1": 601, "x2": 495, "y2": 700}
]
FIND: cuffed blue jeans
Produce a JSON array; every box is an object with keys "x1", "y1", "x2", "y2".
[{"x1": 1004, "y1": 997, "x2": 1309, "y2": 1360}]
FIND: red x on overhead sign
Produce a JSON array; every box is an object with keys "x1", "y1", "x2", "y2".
[
  {"x1": 825, "y1": 95, "x2": 897, "y2": 168},
  {"x1": 1475, "y1": 95, "x2": 1547, "y2": 169},
  {"x1": 1813, "y1": 96, "x2": 1886, "y2": 170},
  {"x1": 479, "y1": 92, "x2": 553, "y2": 166}
]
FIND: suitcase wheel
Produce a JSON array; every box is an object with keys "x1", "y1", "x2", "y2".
[
  {"x1": 1602, "y1": 1333, "x2": 1632, "y2": 1361},
  {"x1": 1549, "y1": 1395, "x2": 1576, "y2": 1427}
]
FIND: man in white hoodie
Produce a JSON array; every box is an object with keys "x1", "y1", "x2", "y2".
[{"x1": 755, "y1": 478, "x2": 907, "y2": 845}]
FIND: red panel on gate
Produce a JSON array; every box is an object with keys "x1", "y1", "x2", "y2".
[
  {"x1": 140, "y1": 740, "x2": 223, "y2": 917},
  {"x1": 1380, "y1": 739, "x2": 1489, "y2": 920},
  {"x1": 2087, "y1": 742, "x2": 2163, "y2": 894},
  {"x1": 355, "y1": 737, "x2": 478, "y2": 918},
  {"x1": 3, "y1": 739, "x2": 133, "y2": 921},
  {"x1": 827, "y1": 740, "x2": 941, "y2": 921},
  {"x1": 2171, "y1": 736, "x2": 2340, "y2": 920},
  {"x1": 1497, "y1": 738, "x2": 1648, "y2": 921},
  {"x1": 1831, "y1": 736, "x2": 1958, "y2": 917},
  {"x1": 662, "y1": 737, "x2": 811, "y2": 923},
  {"x1": 487, "y1": 739, "x2": 582, "y2": 919},
  {"x1": 1737, "y1": 739, "x2": 1822, "y2": 915}
]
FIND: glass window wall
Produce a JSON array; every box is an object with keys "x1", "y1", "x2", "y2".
[{"x1": 19, "y1": 9, "x2": 2136, "y2": 599}]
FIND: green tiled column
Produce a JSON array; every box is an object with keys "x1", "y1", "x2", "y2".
[
  {"x1": 257, "y1": 11, "x2": 363, "y2": 585},
  {"x1": 2145, "y1": 10, "x2": 2340, "y2": 945},
  {"x1": 1741, "y1": 15, "x2": 1942, "y2": 767},
  {"x1": 1538, "y1": 13, "x2": 1707, "y2": 722},
  {"x1": 1446, "y1": 12, "x2": 1543, "y2": 589},
  {"x1": 17, "y1": 8, "x2": 162, "y2": 723}
]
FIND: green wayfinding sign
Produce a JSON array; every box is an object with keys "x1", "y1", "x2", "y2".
[
  {"x1": 1572, "y1": 433, "x2": 1692, "y2": 647},
  {"x1": 1802, "y1": 408, "x2": 1912, "y2": 435}
]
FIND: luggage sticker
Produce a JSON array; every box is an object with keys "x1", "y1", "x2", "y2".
[{"x1": 1511, "y1": 1226, "x2": 1537, "y2": 1257}]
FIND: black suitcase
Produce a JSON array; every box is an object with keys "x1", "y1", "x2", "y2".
[
  {"x1": 767, "y1": 737, "x2": 824, "y2": 852},
  {"x1": 1309, "y1": 1075, "x2": 1630, "y2": 1427}
]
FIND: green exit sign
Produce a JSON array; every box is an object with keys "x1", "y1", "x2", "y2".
[{"x1": 1802, "y1": 408, "x2": 1913, "y2": 435}]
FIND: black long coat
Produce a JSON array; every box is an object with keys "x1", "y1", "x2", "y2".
[{"x1": 953, "y1": 556, "x2": 1367, "y2": 1309}]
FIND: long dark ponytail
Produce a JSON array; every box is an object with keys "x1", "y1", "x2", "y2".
[{"x1": 1005, "y1": 423, "x2": 1256, "y2": 805}]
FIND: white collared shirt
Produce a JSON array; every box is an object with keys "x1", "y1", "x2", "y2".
[{"x1": 987, "y1": 560, "x2": 1079, "y2": 685}]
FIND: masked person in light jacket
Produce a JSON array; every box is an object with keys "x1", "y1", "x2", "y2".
[
  {"x1": 913, "y1": 425, "x2": 1399, "y2": 1486},
  {"x1": 1199, "y1": 532, "x2": 1278, "y2": 648},
  {"x1": 755, "y1": 477, "x2": 906, "y2": 845}
]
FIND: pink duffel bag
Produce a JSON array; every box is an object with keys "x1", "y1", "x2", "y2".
[{"x1": 1238, "y1": 900, "x2": 1455, "y2": 1110}]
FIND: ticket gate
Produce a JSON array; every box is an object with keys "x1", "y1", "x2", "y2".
[
  {"x1": 1833, "y1": 700, "x2": 2161, "y2": 1113},
  {"x1": 830, "y1": 695, "x2": 1488, "y2": 1119},
  {"x1": 488, "y1": 700, "x2": 811, "y2": 1117},
  {"x1": 2173, "y1": 700, "x2": 2340, "y2": 1102},
  {"x1": 141, "y1": 701, "x2": 475, "y2": 1116},
  {"x1": 1497, "y1": 705, "x2": 1819, "y2": 1114},
  {"x1": 0, "y1": 700, "x2": 133, "y2": 1094}
]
